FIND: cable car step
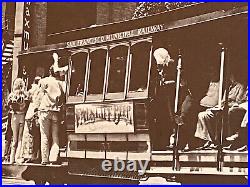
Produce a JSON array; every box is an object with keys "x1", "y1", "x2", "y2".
[
  {"x1": 179, "y1": 150, "x2": 217, "y2": 162},
  {"x1": 151, "y1": 151, "x2": 173, "y2": 161},
  {"x1": 68, "y1": 169, "x2": 147, "y2": 181},
  {"x1": 223, "y1": 150, "x2": 248, "y2": 162},
  {"x1": 151, "y1": 151, "x2": 173, "y2": 154},
  {"x1": 145, "y1": 167, "x2": 248, "y2": 176},
  {"x1": 2, "y1": 162, "x2": 68, "y2": 167}
]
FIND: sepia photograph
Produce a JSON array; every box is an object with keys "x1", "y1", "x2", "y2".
[{"x1": 2, "y1": 2, "x2": 248, "y2": 184}]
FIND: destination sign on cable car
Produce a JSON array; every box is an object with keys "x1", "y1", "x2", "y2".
[
  {"x1": 75, "y1": 102, "x2": 134, "y2": 133},
  {"x1": 66, "y1": 24, "x2": 164, "y2": 48}
]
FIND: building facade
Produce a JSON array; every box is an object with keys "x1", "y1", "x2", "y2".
[{"x1": 3, "y1": 3, "x2": 137, "y2": 47}]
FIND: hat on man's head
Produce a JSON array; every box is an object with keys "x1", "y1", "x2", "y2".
[{"x1": 153, "y1": 48, "x2": 171, "y2": 65}]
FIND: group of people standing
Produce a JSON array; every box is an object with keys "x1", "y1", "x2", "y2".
[
  {"x1": 3, "y1": 53, "x2": 68, "y2": 165},
  {"x1": 152, "y1": 47, "x2": 248, "y2": 152}
]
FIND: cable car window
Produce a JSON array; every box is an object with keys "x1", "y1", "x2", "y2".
[
  {"x1": 87, "y1": 48, "x2": 107, "y2": 96},
  {"x1": 69, "y1": 52, "x2": 88, "y2": 97},
  {"x1": 107, "y1": 45, "x2": 129, "y2": 94},
  {"x1": 128, "y1": 41, "x2": 152, "y2": 95}
]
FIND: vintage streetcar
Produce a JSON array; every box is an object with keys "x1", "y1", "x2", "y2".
[{"x1": 2, "y1": 3, "x2": 248, "y2": 184}]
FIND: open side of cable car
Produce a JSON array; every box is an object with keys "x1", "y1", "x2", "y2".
[{"x1": 2, "y1": 3, "x2": 248, "y2": 184}]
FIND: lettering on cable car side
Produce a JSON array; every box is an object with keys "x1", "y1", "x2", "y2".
[
  {"x1": 75, "y1": 102, "x2": 134, "y2": 133},
  {"x1": 66, "y1": 24, "x2": 164, "y2": 48}
]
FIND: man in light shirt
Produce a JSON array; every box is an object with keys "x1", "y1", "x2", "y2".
[{"x1": 37, "y1": 64, "x2": 66, "y2": 165}]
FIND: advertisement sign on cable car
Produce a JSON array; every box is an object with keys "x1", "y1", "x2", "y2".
[{"x1": 75, "y1": 101, "x2": 134, "y2": 133}]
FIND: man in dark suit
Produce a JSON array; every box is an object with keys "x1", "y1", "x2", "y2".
[{"x1": 150, "y1": 48, "x2": 176, "y2": 150}]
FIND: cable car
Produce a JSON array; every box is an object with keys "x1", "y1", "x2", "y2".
[{"x1": 2, "y1": 2, "x2": 248, "y2": 184}]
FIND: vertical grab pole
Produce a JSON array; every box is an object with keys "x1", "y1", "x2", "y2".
[
  {"x1": 102, "y1": 47, "x2": 110, "y2": 101},
  {"x1": 65, "y1": 54, "x2": 72, "y2": 102},
  {"x1": 218, "y1": 45, "x2": 225, "y2": 109},
  {"x1": 174, "y1": 52, "x2": 182, "y2": 114},
  {"x1": 217, "y1": 43, "x2": 228, "y2": 172},
  {"x1": 173, "y1": 50, "x2": 182, "y2": 171},
  {"x1": 123, "y1": 44, "x2": 131, "y2": 100}
]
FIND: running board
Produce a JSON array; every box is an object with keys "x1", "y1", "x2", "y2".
[{"x1": 144, "y1": 166, "x2": 248, "y2": 176}]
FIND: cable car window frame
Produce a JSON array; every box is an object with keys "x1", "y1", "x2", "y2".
[
  {"x1": 126, "y1": 38, "x2": 153, "y2": 99},
  {"x1": 66, "y1": 38, "x2": 153, "y2": 103},
  {"x1": 66, "y1": 49, "x2": 89, "y2": 104},
  {"x1": 105, "y1": 42, "x2": 130, "y2": 101},
  {"x1": 86, "y1": 46, "x2": 108, "y2": 102}
]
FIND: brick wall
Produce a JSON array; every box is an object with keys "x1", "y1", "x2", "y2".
[
  {"x1": 96, "y1": 2, "x2": 137, "y2": 25},
  {"x1": 96, "y1": 3, "x2": 110, "y2": 25},
  {"x1": 25, "y1": 3, "x2": 137, "y2": 46},
  {"x1": 112, "y1": 3, "x2": 137, "y2": 22},
  {"x1": 31, "y1": 2, "x2": 47, "y2": 46}
]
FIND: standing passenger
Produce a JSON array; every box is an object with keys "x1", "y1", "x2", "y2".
[
  {"x1": 38, "y1": 67, "x2": 65, "y2": 165},
  {"x1": 21, "y1": 76, "x2": 42, "y2": 163},
  {"x1": 152, "y1": 48, "x2": 176, "y2": 149},
  {"x1": 38, "y1": 52, "x2": 68, "y2": 165},
  {"x1": 8, "y1": 78, "x2": 29, "y2": 164}
]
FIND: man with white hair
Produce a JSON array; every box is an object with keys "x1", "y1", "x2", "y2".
[
  {"x1": 151, "y1": 47, "x2": 176, "y2": 150},
  {"x1": 153, "y1": 48, "x2": 175, "y2": 86}
]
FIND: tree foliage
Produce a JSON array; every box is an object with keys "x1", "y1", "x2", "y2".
[{"x1": 133, "y1": 2, "x2": 197, "y2": 19}]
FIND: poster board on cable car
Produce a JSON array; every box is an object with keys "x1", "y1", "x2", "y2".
[{"x1": 75, "y1": 101, "x2": 134, "y2": 133}]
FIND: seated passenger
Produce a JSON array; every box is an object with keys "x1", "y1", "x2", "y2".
[
  {"x1": 226, "y1": 87, "x2": 248, "y2": 137},
  {"x1": 194, "y1": 74, "x2": 247, "y2": 149},
  {"x1": 177, "y1": 68, "x2": 220, "y2": 150},
  {"x1": 225, "y1": 99, "x2": 248, "y2": 151}
]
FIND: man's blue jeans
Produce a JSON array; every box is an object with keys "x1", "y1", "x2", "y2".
[{"x1": 39, "y1": 111, "x2": 60, "y2": 163}]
